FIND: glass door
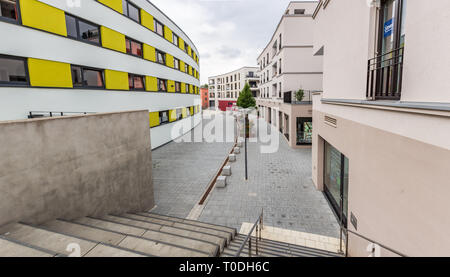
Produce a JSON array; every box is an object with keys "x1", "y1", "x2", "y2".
[{"x1": 324, "y1": 141, "x2": 349, "y2": 226}]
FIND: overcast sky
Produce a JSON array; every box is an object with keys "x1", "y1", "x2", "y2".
[{"x1": 151, "y1": 0, "x2": 316, "y2": 85}]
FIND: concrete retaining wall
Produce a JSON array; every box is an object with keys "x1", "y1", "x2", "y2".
[{"x1": 0, "y1": 110, "x2": 154, "y2": 227}]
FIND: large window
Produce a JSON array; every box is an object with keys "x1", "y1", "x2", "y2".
[
  {"x1": 174, "y1": 81, "x2": 181, "y2": 93},
  {"x1": 156, "y1": 49, "x2": 166, "y2": 65},
  {"x1": 122, "y1": 0, "x2": 140, "y2": 23},
  {"x1": 159, "y1": 111, "x2": 169, "y2": 124},
  {"x1": 157, "y1": 78, "x2": 167, "y2": 92},
  {"x1": 126, "y1": 37, "x2": 143, "y2": 57},
  {"x1": 71, "y1": 66, "x2": 104, "y2": 88},
  {"x1": 296, "y1": 117, "x2": 312, "y2": 145},
  {"x1": 128, "y1": 74, "x2": 145, "y2": 90},
  {"x1": 0, "y1": 56, "x2": 27, "y2": 85},
  {"x1": 154, "y1": 19, "x2": 164, "y2": 36},
  {"x1": 324, "y1": 141, "x2": 349, "y2": 226},
  {"x1": 66, "y1": 14, "x2": 100, "y2": 45},
  {"x1": 172, "y1": 33, "x2": 179, "y2": 47},
  {"x1": 0, "y1": 0, "x2": 18, "y2": 21},
  {"x1": 176, "y1": 108, "x2": 182, "y2": 120},
  {"x1": 173, "y1": 58, "x2": 180, "y2": 70}
]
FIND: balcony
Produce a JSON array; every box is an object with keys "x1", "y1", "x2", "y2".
[
  {"x1": 366, "y1": 47, "x2": 404, "y2": 100},
  {"x1": 283, "y1": 90, "x2": 313, "y2": 104}
]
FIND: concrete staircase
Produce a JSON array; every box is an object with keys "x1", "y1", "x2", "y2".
[
  {"x1": 0, "y1": 212, "x2": 341, "y2": 257},
  {"x1": 0, "y1": 212, "x2": 236, "y2": 257},
  {"x1": 220, "y1": 234, "x2": 342, "y2": 257}
]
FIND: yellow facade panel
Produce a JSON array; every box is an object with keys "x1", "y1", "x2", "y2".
[
  {"x1": 141, "y1": 9, "x2": 155, "y2": 31},
  {"x1": 169, "y1": 110, "x2": 177, "y2": 122},
  {"x1": 98, "y1": 0, "x2": 123, "y2": 13},
  {"x1": 146, "y1": 76, "x2": 158, "y2": 91},
  {"x1": 166, "y1": 54, "x2": 174, "y2": 68},
  {"x1": 180, "y1": 82, "x2": 186, "y2": 93},
  {"x1": 182, "y1": 108, "x2": 187, "y2": 118},
  {"x1": 143, "y1": 44, "x2": 156, "y2": 62},
  {"x1": 164, "y1": 26, "x2": 173, "y2": 43},
  {"x1": 104, "y1": 69, "x2": 129, "y2": 90},
  {"x1": 179, "y1": 38, "x2": 185, "y2": 51},
  {"x1": 167, "y1": 80, "x2": 175, "y2": 93},
  {"x1": 179, "y1": 60, "x2": 185, "y2": 73},
  {"x1": 101, "y1": 26, "x2": 126, "y2": 53},
  {"x1": 149, "y1": 112, "x2": 160, "y2": 128},
  {"x1": 20, "y1": 0, "x2": 67, "y2": 36},
  {"x1": 28, "y1": 58, "x2": 72, "y2": 88}
]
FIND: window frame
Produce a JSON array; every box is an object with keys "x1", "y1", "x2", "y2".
[
  {"x1": 65, "y1": 13, "x2": 101, "y2": 46},
  {"x1": 157, "y1": 78, "x2": 167, "y2": 92},
  {"x1": 172, "y1": 33, "x2": 179, "y2": 47},
  {"x1": 155, "y1": 49, "x2": 166, "y2": 65},
  {"x1": 128, "y1": 73, "x2": 145, "y2": 91},
  {"x1": 154, "y1": 18, "x2": 165, "y2": 37},
  {"x1": 173, "y1": 58, "x2": 180, "y2": 70},
  {"x1": 0, "y1": 0, "x2": 21, "y2": 24},
  {"x1": 122, "y1": 0, "x2": 141, "y2": 23},
  {"x1": 159, "y1": 110, "x2": 169, "y2": 124},
  {"x1": 125, "y1": 37, "x2": 143, "y2": 58},
  {"x1": 71, "y1": 64, "x2": 105, "y2": 89},
  {"x1": 174, "y1": 81, "x2": 181, "y2": 93},
  {"x1": 0, "y1": 54, "x2": 29, "y2": 87}
]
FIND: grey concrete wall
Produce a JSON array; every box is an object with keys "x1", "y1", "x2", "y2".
[{"x1": 0, "y1": 110, "x2": 154, "y2": 227}]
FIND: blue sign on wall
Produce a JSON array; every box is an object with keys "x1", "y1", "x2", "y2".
[{"x1": 384, "y1": 18, "x2": 394, "y2": 37}]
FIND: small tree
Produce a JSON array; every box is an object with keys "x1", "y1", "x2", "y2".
[
  {"x1": 295, "y1": 89, "x2": 305, "y2": 102},
  {"x1": 237, "y1": 83, "x2": 256, "y2": 108}
]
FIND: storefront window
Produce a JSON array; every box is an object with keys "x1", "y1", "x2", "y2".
[{"x1": 296, "y1": 117, "x2": 312, "y2": 145}]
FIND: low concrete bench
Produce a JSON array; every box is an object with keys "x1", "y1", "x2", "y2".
[
  {"x1": 216, "y1": 176, "x2": 227, "y2": 188},
  {"x1": 222, "y1": 166, "x2": 231, "y2": 176},
  {"x1": 234, "y1": 147, "x2": 240, "y2": 154},
  {"x1": 228, "y1": 154, "x2": 236, "y2": 162}
]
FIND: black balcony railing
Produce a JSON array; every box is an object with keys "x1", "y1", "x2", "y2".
[
  {"x1": 283, "y1": 90, "x2": 313, "y2": 104},
  {"x1": 366, "y1": 47, "x2": 404, "y2": 100}
]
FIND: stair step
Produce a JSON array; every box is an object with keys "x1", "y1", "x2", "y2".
[
  {"x1": 225, "y1": 244, "x2": 290, "y2": 257},
  {"x1": 145, "y1": 212, "x2": 237, "y2": 237},
  {"x1": 98, "y1": 215, "x2": 226, "y2": 252},
  {"x1": 84, "y1": 244, "x2": 147, "y2": 257},
  {"x1": 0, "y1": 223, "x2": 97, "y2": 256},
  {"x1": 0, "y1": 237, "x2": 54, "y2": 257},
  {"x1": 74, "y1": 217, "x2": 146, "y2": 237},
  {"x1": 122, "y1": 213, "x2": 232, "y2": 244}
]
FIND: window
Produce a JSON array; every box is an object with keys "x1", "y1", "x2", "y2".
[
  {"x1": 172, "y1": 33, "x2": 179, "y2": 47},
  {"x1": 71, "y1": 66, "x2": 104, "y2": 88},
  {"x1": 184, "y1": 42, "x2": 189, "y2": 53},
  {"x1": 175, "y1": 81, "x2": 181, "y2": 92},
  {"x1": 0, "y1": 0, "x2": 18, "y2": 21},
  {"x1": 297, "y1": 118, "x2": 312, "y2": 145},
  {"x1": 184, "y1": 63, "x2": 188, "y2": 73},
  {"x1": 176, "y1": 108, "x2": 182, "y2": 120},
  {"x1": 173, "y1": 58, "x2": 180, "y2": 70},
  {"x1": 185, "y1": 83, "x2": 189, "y2": 93},
  {"x1": 126, "y1": 37, "x2": 143, "y2": 57},
  {"x1": 157, "y1": 78, "x2": 167, "y2": 92},
  {"x1": 154, "y1": 19, "x2": 164, "y2": 36},
  {"x1": 156, "y1": 49, "x2": 166, "y2": 64},
  {"x1": 122, "y1": 0, "x2": 140, "y2": 23},
  {"x1": 0, "y1": 56, "x2": 27, "y2": 85},
  {"x1": 128, "y1": 74, "x2": 145, "y2": 90},
  {"x1": 294, "y1": 9, "x2": 305, "y2": 15},
  {"x1": 159, "y1": 111, "x2": 169, "y2": 124},
  {"x1": 66, "y1": 14, "x2": 100, "y2": 45}
]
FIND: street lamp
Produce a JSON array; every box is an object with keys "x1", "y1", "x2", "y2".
[{"x1": 236, "y1": 107, "x2": 256, "y2": 181}]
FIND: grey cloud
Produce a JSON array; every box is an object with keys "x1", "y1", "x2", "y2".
[{"x1": 217, "y1": 46, "x2": 241, "y2": 59}]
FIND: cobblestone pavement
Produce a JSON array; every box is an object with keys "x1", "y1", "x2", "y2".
[
  {"x1": 198, "y1": 118, "x2": 340, "y2": 238},
  {"x1": 151, "y1": 114, "x2": 234, "y2": 218}
]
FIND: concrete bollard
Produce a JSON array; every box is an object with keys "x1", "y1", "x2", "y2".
[
  {"x1": 234, "y1": 147, "x2": 240, "y2": 154},
  {"x1": 228, "y1": 154, "x2": 236, "y2": 162},
  {"x1": 222, "y1": 165, "x2": 232, "y2": 176},
  {"x1": 237, "y1": 141, "x2": 243, "y2": 147},
  {"x1": 216, "y1": 176, "x2": 227, "y2": 188}
]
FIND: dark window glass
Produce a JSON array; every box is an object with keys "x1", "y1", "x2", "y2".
[
  {"x1": 159, "y1": 111, "x2": 169, "y2": 123},
  {"x1": 185, "y1": 64, "x2": 188, "y2": 72},
  {"x1": 156, "y1": 50, "x2": 166, "y2": 64},
  {"x1": 83, "y1": 69, "x2": 103, "y2": 87},
  {"x1": 174, "y1": 58, "x2": 180, "y2": 70},
  {"x1": 172, "y1": 33, "x2": 179, "y2": 46},
  {"x1": 71, "y1": 66, "x2": 83, "y2": 87},
  {"x1": 0, "y1": 0, "x2": 18, "y2": 21},
  {"x1": 175, "y1": 82, "x2": 181, "y2": 92},
  {"x1": 126, "y1": 38, "x2": 143, "y2": 57},
  {"x1": 154, "y1": 19, "x2": 164, "y2": 36},
  {"x1": 129, "y1": 74, "x2": 145, "y2": 90},
  {"x1": 176, "y1": 108, "x2": 182, "y2": 120},
  {"x1": 65, "y1": 14, "x2": 100, "y2": 45},
  {"x1": 122, "y1": 0, "x2": 128, "y2": 16},
  {"x1": 184, "y1": 42, "x2": 188, "y2": 53},
  {"x1": 66, "y1": 14, "x2": 78, "y2": 38},
  {"x1": 127, "y1": 3, "x2": 140, "y2": 23},
  {"x1": 78, "y1": 20, "x2": 100, "y2": 44},
  {"x1": 0, "y1": 57, "x2": 27, "y2": 84},
  {"x1": 158, "y1": 79, "x2": 167, "y2": 91}
]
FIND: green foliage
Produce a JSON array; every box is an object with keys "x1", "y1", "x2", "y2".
[
  {"x1": 295, "y1": 89, "x2": 304, "y2": 102},
  {"x1": 236, "y1": 83, "x2": 256, "y2": 108},
  {"x1": 201, "y1": 84, "x2": 209, "y2": 89}
]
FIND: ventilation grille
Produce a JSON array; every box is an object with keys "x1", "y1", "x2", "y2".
[{"x1": 324, "y1": 115, "x2": 337, "y2": 127}]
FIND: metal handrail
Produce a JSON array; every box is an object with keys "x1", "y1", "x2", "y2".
[
  {"x1": 235, "y1": 209, "x2": 263, "y2": 257},
  {"x1": 339, "y1": 224, "x2": 408, "y2": 257}
]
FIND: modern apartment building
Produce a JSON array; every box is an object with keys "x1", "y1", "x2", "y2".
[
  {"x1": 0, "y1": 0, "x2": 201, "y2": 149},
  {"x1": 257, "y1": 1, "x2": 322, "y2": 149},
  {"x1": 312, "y1": 0, "x2": 450, "y2": 256},
  {"x1": 208, "y1": 66, "x2": 259, "y2": 111}
]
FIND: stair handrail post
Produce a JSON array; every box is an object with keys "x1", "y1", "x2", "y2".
[
  {"x1": 248, "y1": 237, "x2": 252, "y2": 257},
  {"x1": 256, "y1": 225, "x2": 259, "y2": 256}
]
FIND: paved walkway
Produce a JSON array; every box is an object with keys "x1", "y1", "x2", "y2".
[
  {"x1": 198, "y1": 117, "x2": 340, "y2": 238},
  {"x1": 151, "y1": 114, "x2": 234, "y2": 218},
  {"x1": 152, "y1": 112, "x2": 340, "y2": 238}
]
